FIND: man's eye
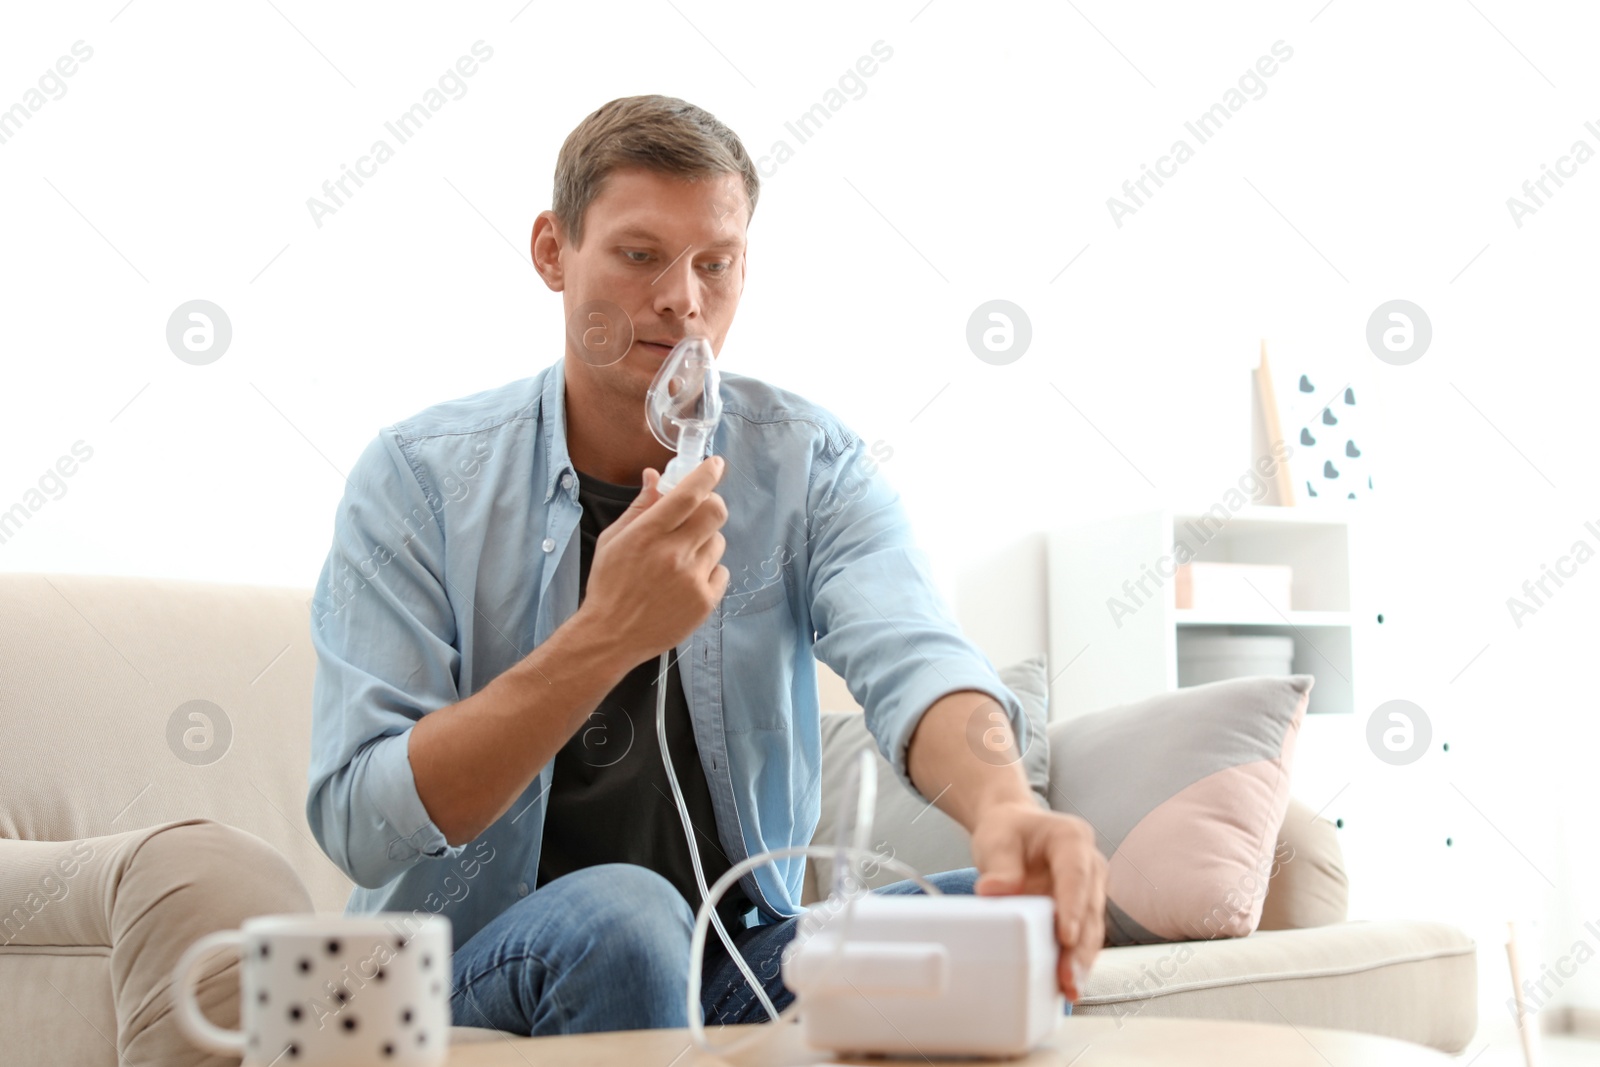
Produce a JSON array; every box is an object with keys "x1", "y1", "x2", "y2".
[
  {"x1": 703, "y1": 260, "x2": 730, "y2": 274},
  {"x1": 623, "y1": 250, "x2": 651, "y2": 263}
]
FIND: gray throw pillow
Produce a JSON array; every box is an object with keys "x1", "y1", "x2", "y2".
[
  {"x1": 804, "y1": 655, "x2": 1050, "y2": 903},
  {"x1": 1047, "y1": 674, "x2": 1312, "y2": 945}
]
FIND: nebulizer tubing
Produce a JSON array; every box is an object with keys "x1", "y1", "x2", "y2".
[
  {"x1": 685, "y1": 841, "x2": 945, "y2": 1057},
  {"x1": 681, "y1": 750, "x2": 945, "y2": 1059},
  {"x1": 644, "y1": 338, "x2": 945, "y2": 1055},
  {"x1": 653, "y1": 651, "x2": 781, "y2": 1025},
  {"x1": 646, "y1": 336, "x2": 779, "y2": 1025}
]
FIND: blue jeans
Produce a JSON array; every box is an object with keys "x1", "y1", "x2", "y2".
[{"x1": 449, "y1": 863, "x2": 991, "y2": 1035}]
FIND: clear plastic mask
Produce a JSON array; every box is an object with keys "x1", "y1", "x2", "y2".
[{"x1": 645, "y1": 336, "x2": 722, "y2": 491}]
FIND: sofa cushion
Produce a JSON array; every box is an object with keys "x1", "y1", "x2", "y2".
[
  {"x1": 1047, "y1": 675, "x2": 1311, "y2": 945},
  {"x1": 1073, "y1": 920, "x2": 1477, "y2": 1053},
  {"x1": 804, "y1": 655, "x2": 1050, "y2": 901}
]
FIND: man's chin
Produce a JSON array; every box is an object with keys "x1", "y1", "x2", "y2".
[
  {"x1": 567, "y1": 344, "x2": 642, "y2": 375},
  {"x1": 589, "y1": 351, "x2": 653, "y2": 396}
]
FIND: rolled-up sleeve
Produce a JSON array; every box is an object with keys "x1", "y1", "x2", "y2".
[
  {"x1": 306, "y1": 430, "x2": 469, "y2": 890},
  {"x1": 805, "y1": 430, "x2": 1029, "y2": 800}
]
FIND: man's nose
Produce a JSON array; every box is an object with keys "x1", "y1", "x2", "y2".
[{"x1": 649, "y1": 247, "x2": 702, "y2": 322}]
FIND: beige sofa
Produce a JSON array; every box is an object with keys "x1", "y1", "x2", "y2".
[{"x1": 0, "y1": 574, "x2": 1478, "y2": 1064}]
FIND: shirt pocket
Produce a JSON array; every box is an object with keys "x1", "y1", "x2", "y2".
[
  {"x1": 718, "y1": 575, "x2": 793, "y2": 733},
  {"x1": 721, "y1": 574, "x2": 788, "y2": 619}
]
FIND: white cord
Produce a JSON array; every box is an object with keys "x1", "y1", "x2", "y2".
[
  {"x1": 656, "y1": 652, "x2": 940, "y2": 1049},
  {"x1": 657, "y1": 650, "x2": 949, "y2": 1056},
  {"x1": 655, "y1": 649, "x2": 780, "y2": 1024},
  {"x1": 685, "y1": 844, "x2": 944, "y2": 1058},
  {"x1": 834, "y1": 744, "x2": 878, "y2": 898}
]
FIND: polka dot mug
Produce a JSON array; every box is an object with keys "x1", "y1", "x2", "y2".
[{"x1": 172, "y1": 912, "x2": 451, "y2": 1066}]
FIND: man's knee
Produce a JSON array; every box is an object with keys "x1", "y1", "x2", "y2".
[
  {"x1": 541, "y1": 864, "x2": 694, "y2": 964},
  {"x1": 926, "y1": 867, "x2": 978, "y2": 895},
  {"x1": 871, "y1": 866, "x2": 978, "y2": 897},
  {"x1": 553, "y1": 863, "x2": 693, "y2": 921},
  {"x1": 454, "y1": 865, "x2": 695, "y2": 1035}
]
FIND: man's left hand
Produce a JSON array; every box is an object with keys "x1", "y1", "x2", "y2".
[{"x1": 967, "y1": 801, "x2": 1108, "y2": 1002}]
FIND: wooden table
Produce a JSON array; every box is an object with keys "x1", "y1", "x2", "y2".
[{"x1": 445, "y1": 1015, "x2": 1456, "y2": 1065}]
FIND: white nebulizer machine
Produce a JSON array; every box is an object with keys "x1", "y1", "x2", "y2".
[{"x1": 644, "y1": 337, "x2": 1064, "y2": 1060}]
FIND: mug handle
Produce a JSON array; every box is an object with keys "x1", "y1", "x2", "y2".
[{"x1": 171, "y1": 929, "x2": 247, "y2": 1056}]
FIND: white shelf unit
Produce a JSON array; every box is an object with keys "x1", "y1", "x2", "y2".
[{"x1": 1045, "y1": 506, "x2": 1365, "y2": 720}]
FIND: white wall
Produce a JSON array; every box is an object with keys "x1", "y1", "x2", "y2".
[{"x1": 3, "y1": 0, "x2": 1596, "y2": 1025}]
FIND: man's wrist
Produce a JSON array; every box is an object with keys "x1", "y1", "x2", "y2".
[
  {"x1": 970, "y1": 783, "x2": 1039, "y2": 821},
  {"x1": 908, "y1": 689, "x2": 1040, "y2": 831},
  {"x1": 556, "y1": 604, "x2": 646, "y2": 680}
]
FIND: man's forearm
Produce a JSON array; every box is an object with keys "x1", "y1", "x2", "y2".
[
  {"x1": 409, "y1": 607, "x2": 641, "y2": 847},
  {"x1": 909, "y1": 689, "x2": 1107, "y2": 997},
  {"x1": 905, "y1": 690, "x2": 1036, "y2": 831}
]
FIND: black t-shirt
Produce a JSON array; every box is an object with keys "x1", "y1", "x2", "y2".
[{"x1": 535, "y1": 469, "x2": 750, "y2": 927}]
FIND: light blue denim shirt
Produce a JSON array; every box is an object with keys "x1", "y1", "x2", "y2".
[{"x1": 305, "y1": 357, "x2": 1027, "y2": 951}]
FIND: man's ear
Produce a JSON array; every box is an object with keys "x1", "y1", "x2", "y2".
[{"x1": 531, "y1": 210, "x2": 565, "y2": 293}]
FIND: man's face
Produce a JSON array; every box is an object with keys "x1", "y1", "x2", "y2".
[{"x1": 554, "y1": 166, "x2": 748, "y2": 399}]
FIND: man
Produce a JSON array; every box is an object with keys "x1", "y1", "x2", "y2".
[{"x1": 306, "y1": 94, "x2": 1106, "y2": 1036}]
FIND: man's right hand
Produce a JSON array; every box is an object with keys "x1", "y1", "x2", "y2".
[{"x1": 575, "y1": 455, "x2": 729, "y2": 664}]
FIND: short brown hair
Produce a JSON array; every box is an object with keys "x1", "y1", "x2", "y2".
[{"x1": 552, "y1": 95, "x2": 760, "y2": 247}]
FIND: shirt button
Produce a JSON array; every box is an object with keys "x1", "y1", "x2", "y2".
[
  {"x1": 560, "y1": 473, "x2": 574, "y2": 490},
  {"x1": 541, "y1": 537, "x2": 556, "y2": 553},
  {"x1": 517, "y1": 881, "x2": 529, "y2": 897}
]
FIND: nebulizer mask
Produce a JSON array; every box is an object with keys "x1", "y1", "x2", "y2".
[
  {"x1": 643, "y1": 338, "x2": 1062, "y2": 1060},
  {"x1": 645, "y1": 336, "x2": 722, "y2": 492}
]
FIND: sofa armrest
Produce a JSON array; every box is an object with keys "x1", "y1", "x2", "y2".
[
  {"x1": 0, "y1": 819, "x2": 314, "y2": 1067},
  {"x1": 1259, "y1": 796, "x2": 1349, "y2": 930}
]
